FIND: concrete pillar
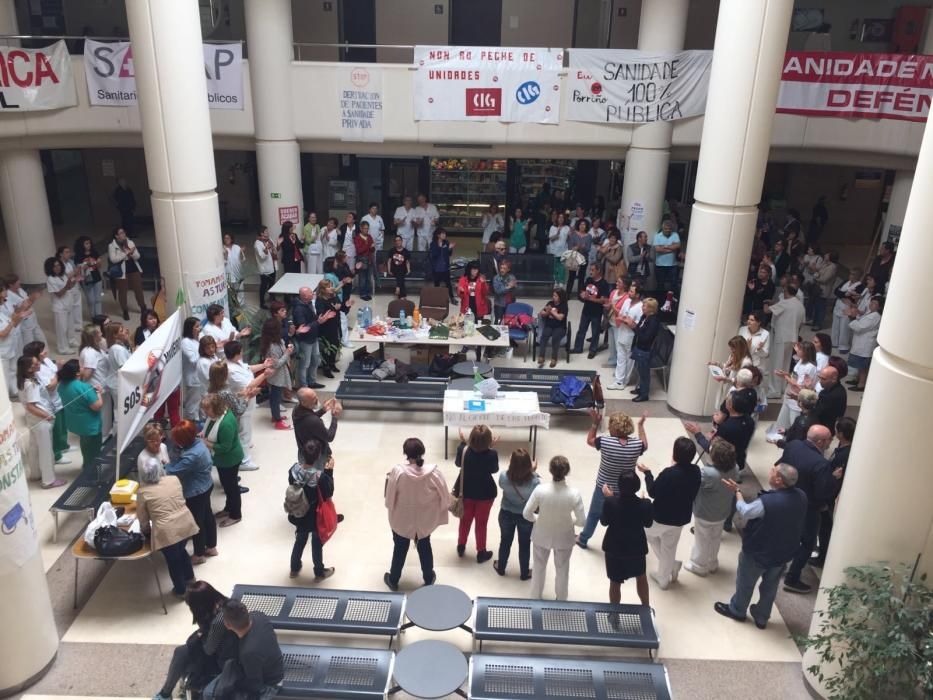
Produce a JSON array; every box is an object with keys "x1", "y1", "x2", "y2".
[
  {"x1": 125, "y1": 0, "x2": 225, "y2": 310},
  {"x1": 666, "y1": 0, "x2": 794, "y2": 418},
  {"x1": 0, "y1": 2, "x2": 56, "y2": 285},
  {"x1": 617, "y1": 0, "x2": 689, "y2": 246},
  {"x1": 880, "y1": 170, "x2": 913, "y2": 246},
  {"x1": 803, "y1": 112, "x2": 933, "y2": 696},
  {"x1": 245, "y1": 0, "x2": 303, "y2": 233},
  {"x1": 0, "y1": 150, "x2": 58, "y2": 284},
  {"x1": 0, "y1": 372, "x2": 58, "y2": 694}
]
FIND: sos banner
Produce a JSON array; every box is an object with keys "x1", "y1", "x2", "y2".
[
  {"x1": 777, "y1": 52, "x2": 933, "y2": 123},
  {"x1": 83, "y1": 39, "x2": 243, "y2": 110},
  {"x1": 0, "y1": 40, "x2": 76, "y2": 112},
  {"x1": 116, "y1": 310, "x2": 183, "y2": 460},
  {"x1": 413, "y1": 46, "x2": 561, "y2": 123},
  {"x1": 0, "y1": 406, "x2": 38, "y2": 574},
  {"x1": 567, "y1": 49, "x2": 712, "y2": 124}
]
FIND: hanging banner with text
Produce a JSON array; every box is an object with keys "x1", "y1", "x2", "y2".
[
  {"x1": 567, "y1": 49, "x2": 712, "y2": 124},
  {"x1": 0, "y1": 40, "x2": 76, "y2": 112},
  {"x1": 116, "y1": 310, "x2": 183, "y2": 460},
  {"x1": 338, "y1": 66, "x2": 384, "y2": 142},
  {"x1": 413, "y1": 46, "x2": 562, "y2": 123},
  {"x1": 83, "y1": 39, "x2": 243, "y2": 109},
  {"x1": 0, "y1": 407, "x2": 39, "y2": 575},
  {"x1": 777, "y1": 52, "x2": 933, "y2": 123},
  {"x1": 185, "y1": 267, "x2": 229, "y2": 320}
]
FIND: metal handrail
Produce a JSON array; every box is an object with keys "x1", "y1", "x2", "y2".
[{"x1": 0, "y1": 34, "x2": 243, "y2": 44}]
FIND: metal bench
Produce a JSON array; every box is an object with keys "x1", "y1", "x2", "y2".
[
  {"x1": 276, "y1": 643, "x2": 395, "y2": 699},
  {"x1": 493, "y1": 368, "x2": 597, "y2": 386},
  {"x1": 480, "y1": 252, "x2": 556, "y2": 290},
  {"x1": 343, "y1": 360, "x2": 448, "y2": 383},
  {"x1": 375, "y1": 250, "x2": 466, "y2": 292},
  {"x1": 473, "y1": 597, "x2": 659, "y2": 658},
  {"x1": 468, "y1": 653, "x2": 672, "y2": 700},
  {"x1": 335, "y1": 380, "x2": 447, "y2": 409},
  {"x1": 231, "y1": 585, "x2": 406, "y2": 648}
]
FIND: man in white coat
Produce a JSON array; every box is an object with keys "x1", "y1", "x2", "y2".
[
  {"x1": 413, "y1": 193, "x2": 439, "y2": 252},
  {"x1": 393, "y1": 195, "x2": 416, "y2": 251},
  {"x1": 764, "y1": 284, "x2": 806, "y2": 398}
]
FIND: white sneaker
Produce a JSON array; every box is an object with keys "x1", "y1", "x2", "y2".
[
  {"x1": 672, "y1": 561, "x2": 682, "y2": 582},
  {"x1": 649, "y1": 571, "x2": 670, "y2": 590},
  {"x1": 239, "y1": 462, "x2": 259, "y2": 471},
  {"x1": 605, "y1": 382, "x2": 624, "y2": 390},
  {"x1": 55, "y1": 457, "x2": 72, "y2": 465},
  {"x1": 683, "y1": 561, "x2": 706, "y2": 577},
  {"x1": 341, "y1": 341, "x2": 353, "y2": 349}
]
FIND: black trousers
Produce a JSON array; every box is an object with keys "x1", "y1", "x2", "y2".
[
  {"x1": 259, "y1": 273, "x2": 275, "y2": 308},
  {"x1": 394, "y1": 274, "x2": 408, "y2": 298},
  {"x1": 185, "y1": 487, "x2": 216, "y2": 556},
  {"x1": 388, "y1": 531, "x2": 434, "y2": 585},
  {"x1": 291, "y1": 528, "x2": 325, "y2": 576},
  {"x1": 785, "y1": 506, "x2": 821, "y2": 582},
  {"x1": 216, "y1": 465, "x2": 241, "y2": 520},
  {"x1": 433, "y1": 270, "x2": 452, "y2": 297}
]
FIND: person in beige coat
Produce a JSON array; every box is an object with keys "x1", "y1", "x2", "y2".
[
  {"x1": 136, "y1": 457, "x2": 200, "y2": 596},
  {"x1": 383, "y1": 437, "x2": 449, "y2": 591}
]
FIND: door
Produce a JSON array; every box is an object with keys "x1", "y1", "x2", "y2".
[
  {"x1": 573, "y1": 0, "x2": 613, "y2": 48},
  {"x1": 385, "y1": 161, "x2": 422, "y2": 213},
  {"x1": 340, "y1": 0, "x2": 376, "y2": 62},
  {"x1": 451, "y1": 0, "x2": 502, "y2": 47},
  {"x1": 358, "y1": 158, "x2": 383, "y2": 215}
]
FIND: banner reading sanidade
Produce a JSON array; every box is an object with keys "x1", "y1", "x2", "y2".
[
  {"x1": 568, "y1": 49, "x2": 712, "y2": 124},
  {"x1": 0, "y1": 40, "x2": 76, "y2": 112},
  {"x1": 117, "y1": 310, "x2": 183, "y2": 458},
  {"x1": 84, "y1": 39, "x2": 243, "y2": 110}
]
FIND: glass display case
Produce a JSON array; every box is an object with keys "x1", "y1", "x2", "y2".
[
  {"x1": 516, "y1": 159, "x2": 576, "y2": 202},
  {"x1": 430, "y1": 157, "x2": 508, "y2": 234}
]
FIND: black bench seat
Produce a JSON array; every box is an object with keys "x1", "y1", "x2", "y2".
[
  {"x1": 335, "y1": 380, "x2": 446, "y2": 407},
  {"x1": 276, "y1": 643, "x2": 395, "y2": 699}
]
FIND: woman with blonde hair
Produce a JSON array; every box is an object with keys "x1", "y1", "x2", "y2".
[
  {"x1": 576, "y1": 408, "x2": 648, "y2": 549},
  {"x1": 631, "y1": 297, "x2": 661, "y2": 402},
  {"x1": 104, "y1": 322, "x2": 131, "y2": 397},
  {"x1": 137, "y1": 422, "x2": 169, "y2": 473},
  {"x1": 453, "y1": 425, "x2": 499, "y2": 563},
  {"x1": 709, "y1": 335, "x2": 753, "y2": 406},
  {"x1": 494, "y1": 449, "x2": 540, "y2": 579},
  {"x1": 79, "y1": 323, "x2": 113, "y2": 437},
  {"x1": 523, "y1": 456, "x2": 585, "y2": 600}
]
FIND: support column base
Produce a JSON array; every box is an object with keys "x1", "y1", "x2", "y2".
[{"x1": 0, "y1": 652, "x2": 57, "y2": 699}]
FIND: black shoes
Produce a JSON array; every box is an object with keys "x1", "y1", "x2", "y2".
[
  {"x1": 308, "y1": 382, "x2": 325, "y2": 389},
  {"x1": 520, "y1": 570, "x2": 532, "y2": 581},
  {"x1": 477, "y1": 550, "x2": 493, "y2": 563},
  {"x1": 383, "y1": 572, "x2": 399, "y2": 591},
  {"x1": 322, "y1": 369, "x2": 335, "y2": 378},
  {"x1": 492, "y1": 560, "x2": 506, "y2": 576},
  {"x1": 749, "y1": 604, "x2": 768, "y2": 629},
  {"x1": 783, "y1": 578, "x2": 812, "y2": 594},
  {"x1": 587, "y1": 351, "x2": 596, "y2": 359},
  {"x1": 423, "y1": 572, "x2": 437, "y2": 586},
  {"x1": 457, "y1": 544, "x2": 465, "y2": 557},
  {"x1": 713, "y1": 602, "x2": 746, "y2": 622}
]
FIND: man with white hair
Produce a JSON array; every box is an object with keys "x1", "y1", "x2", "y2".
[
  {"x1": 292, "y1": 286, "x2": 336, "y2": 390},
  {"x1": 714, "y1": 463, "x2": 807, "y2": 629}
]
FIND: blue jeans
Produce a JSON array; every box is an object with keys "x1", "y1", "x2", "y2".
[
  {"x1": 578, "y1": 484, "x2": 609, "y2": 545},
  {"x1": 82, "y1": 281, "x2": 102, "y2": 316},
  {"x1": 728, "y1": 551, "x2": 786, "y2": 624},
  {"x1": 297, "y1": 340, "x2": 320, "y2": 387},
  {"x1": 573, "y1": 314, "x2": 602, "y2": 353},
  {"x1": 291, "y1": 528, "x2": 325, "y2": 576},
  {"x1": 269, "y1": 385, "x2": 283, "y2": 421},
  {"x1": 632, "y1": 346, "x2": 652, "y2": 400},
  {"x1": 358, "y1": 266, "x2": 372, "y2": 297},
  {"x1": 160, "y1": 539, "x2": 193, "y2": 594},
  {"x1": 497, "y1": 509, "x2": 533, "y2": 576},
  {"x1": 655, "y1": 265, "x2": 677, "y2": 294},
  {"x1": 388, "y1": 531, "x2": 434, "y2": 585}
]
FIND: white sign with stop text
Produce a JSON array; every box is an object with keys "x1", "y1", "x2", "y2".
[
  {"x1": 83, "y1": 39, "x2": 243, "y2": 110},
  {"x1": 338, "y1": 66, "x2": 384, "y2": 142}
]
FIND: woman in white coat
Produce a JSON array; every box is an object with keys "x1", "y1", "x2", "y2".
[
  {"x1": 831, "y1": 268, "x2": 862, "y2": 354},
  {"x1": 523, "y1": 455, "x2": 585, "y2": 601}
]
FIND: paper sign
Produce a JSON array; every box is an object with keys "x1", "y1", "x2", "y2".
[
  {"x1": 683, "y1": 309, "x2": 697, "y2": 330},
  {"x1": 338, "y1": 66, "x2": 384, "y2": 142}
]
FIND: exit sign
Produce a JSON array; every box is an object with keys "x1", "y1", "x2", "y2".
[{"x1": 271, "y1": 193, "x2": 281, "y2": 199}]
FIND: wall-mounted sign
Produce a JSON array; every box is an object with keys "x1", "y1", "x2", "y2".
[
  {"x1": 338, "y1": 66, "x2": 384, "y2": 142},
  {"x1": 278, "y1": 205, "x2": 300, "y2": 226}
]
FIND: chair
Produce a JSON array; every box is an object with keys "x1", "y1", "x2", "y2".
[
  {"x1": 419, "y1": 285, "x2": 450, "y2": 321},
  {"x1": 503, "y1": 302, "x2": 534, "y2": 360},
  {"x1": 649, "y1": 325, "x2": 675, "y2": 390},
  {"x1": 386, "y1": 298, "x2": 415, "y2": 319},
  {"x1": 531, "y1": 319, "x2": 573, "y2": 365}
]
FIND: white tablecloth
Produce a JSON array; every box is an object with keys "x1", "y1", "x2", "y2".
[
  {"x1": 443, "y1": 390, "x2": 550, "y2": 429},
  {"x1": 268, "y1": 273, "x2": 325, "y2": 295}
]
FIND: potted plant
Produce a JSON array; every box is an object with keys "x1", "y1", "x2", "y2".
[{"x1": 799, "y1": 563, "x2": 933, "y2": 700}]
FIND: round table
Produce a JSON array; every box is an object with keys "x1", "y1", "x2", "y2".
[
  {"x1": 402, "y1": 584, "x2": 473, "y2": 632},
  {"x1": 452, "y1": 360, "x2": 493, "y2": 378},
  {"x1": 391, "y1": 640, "x2": 468, "y2": 699}
]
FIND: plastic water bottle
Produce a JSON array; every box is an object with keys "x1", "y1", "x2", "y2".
[
  {"x1": 363, "y1": 305, "x2": 372, "y2": 328},
  {"x1": 356, "y1": 308, "x2": 363, "y2": 329},
  {"x1": 464, "y1": 309, "x2": 475, "y2": 336},
  {"x1": 399, "y1": 308, "x2": 406, "y2": 327}
]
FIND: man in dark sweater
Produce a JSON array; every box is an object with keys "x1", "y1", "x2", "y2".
[
  {"x1": 293, "y1": 389, "x2": 341, "y2": 464},
  {"x1": 202, "y1": 600, "x2": 283, "y2": 699},
  {"x1": 572, "y1": 263, "x2": 611, "y2": 358},
  {"x1": 776, "y1": 425, "x2": 834, "y2": 593},
  {"x1": 714, "y1": 463, "x2": 807, "y2": 629},
  {"x1": 811, "y1": 416, "x2": 855, "y2": 567},
  {"x1": 811, "y1": 366, "x2": 847, "y2": 434},
  {"x1": 637, "y1": 437, "x2": 701, "y2": 590},
  {"x1": 292, "y1": 286, "x2": 336, "y2": 389}
]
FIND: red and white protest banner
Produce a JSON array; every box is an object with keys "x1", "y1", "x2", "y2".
[
  {"x1": 777, "y1": 51, "x2": 933, "y2": 123},
  {"x1": 0, "y1": 40, "x2": 76, "y2": 112},
  {"x1": 413, "y1": 46, "x2": 562, "y2": 123}
]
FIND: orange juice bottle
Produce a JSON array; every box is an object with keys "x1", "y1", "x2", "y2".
[{"x1": 413, "y1": 306, "x2": 421, "y2": 327}]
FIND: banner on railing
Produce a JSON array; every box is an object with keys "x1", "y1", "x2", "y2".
[
  {"x1": 338, "y1": 66, "x2": 384, "y2": 142},
  {"x1": 0, "y1": 40, "x2": 76, "y2": 112},
  {"x1": 413, "y1": 46, "x2": 562, "y2": 123},
  {"x1": 777, "y1": 52, "x2": 933, "y2": 122},
  {"x1": 567, "y1": 49, "x2": 713, "y2": 124},
  {"x1": 83, "y1": 39, "x2": 243, "y2": 110}
]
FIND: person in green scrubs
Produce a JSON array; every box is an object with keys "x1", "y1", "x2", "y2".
[{"x1": 57, "y1": 358, "x2": 103, "y2": 470}]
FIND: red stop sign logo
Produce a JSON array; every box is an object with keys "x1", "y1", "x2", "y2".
[{"x1": 591, "y1": 82, "x2": 602, "y2": 96}]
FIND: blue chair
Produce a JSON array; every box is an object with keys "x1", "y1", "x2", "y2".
[{"x1": 503, "y1": 302, "x2": 535, "y2": 360}]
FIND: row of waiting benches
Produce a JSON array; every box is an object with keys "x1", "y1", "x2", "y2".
[{"x1": 232, "y1": 584, "x2": 668, "y2": 700}]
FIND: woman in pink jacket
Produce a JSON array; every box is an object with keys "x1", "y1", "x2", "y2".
[{"x1": 383, "y1": 438, "x2": 450, "y2": 591}]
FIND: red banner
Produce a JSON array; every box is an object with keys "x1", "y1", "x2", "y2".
[{"x1": 777, "y1": 52, "x2": 933, "y2": 123}]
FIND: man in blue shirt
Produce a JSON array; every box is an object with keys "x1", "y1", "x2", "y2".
[
  {"x1": 713, "y1": 463, "x2": 807, "y2": 629},
  {"x1": 652, "y1": 220, "x2": 681, "y2": 294}
]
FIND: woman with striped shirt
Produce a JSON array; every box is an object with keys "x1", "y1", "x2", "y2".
[{"x1": 576, "y1": 409, "x2": 648, "y2": 549}]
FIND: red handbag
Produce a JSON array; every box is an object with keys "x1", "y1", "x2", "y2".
[{"x1": 316, "y1": 486, "x2": 338, "y2": 544}]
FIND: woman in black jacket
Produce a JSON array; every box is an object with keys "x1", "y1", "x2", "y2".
[
  {"x1": 280, "y1": 221, "x2": 303, "y2": 274},
  {"x1": 600, "y1": 473, "x2": 653, "y2": 606},
  {"x1": 288, "y1": 440, "x2": 335, "y2": 581},
  {"x1": 453, "y1": 425, "x2": 499, "y2": 563},
  {"x1": 314, "y1": 278, "x2": 343, "y2": 377},
  {"x1": 631, "y1": 297, "x2": 661, "y2": 402}
]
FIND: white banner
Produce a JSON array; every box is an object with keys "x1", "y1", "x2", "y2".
[
  {"x1": 338, "y1": 66, "x2": 384, "y2": 142},
  {"x1": 0, "y1": 40, "x2": 76, "y2": 112},
  {"x1": 413, "y1": 46, "x2": 562, "y2": 123},
  {"x1": 83, "y1": 40, "x2": 243, "y2": 110},
  {"x1": 0, "y1": 408, "x2": 38, "y2": 575},
  {"x1": 567, "y1": 49, "x2": 712, "y2": 124},
  {"x1": 185, "y1": 267, "x2": 229, "y2": 320},
  {"x1": 117, "y1": 310, "x2": 183, "y2": 456}
]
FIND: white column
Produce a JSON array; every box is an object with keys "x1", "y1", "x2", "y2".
[
  {"x1": 0, "y1": 150, "x2": 58, "y2": 284},
  {"x1": 617, "y1": 0, "x2": 689, "y2": 245},
  {"x1": 803, "y1": 113, "x2": 933, "y2": 696},
  {"x1": 880, "y1": 170, "x2": 913, "y2": 246},
  {"x1": 245, "y1": 0, "x2": 303, "y2": 233},
  {"x1": 666, "y1": 0, "x2": 794, "y2": 417},
  {"x1": 125, "y1": 0, "x2": 225, "y2": 310},
  {"x1": 0, "y1": 2, "x2": 56, "y2": 285},
  {"x1": 0, "y1": 374, "x2": 58, "y2": 694}
]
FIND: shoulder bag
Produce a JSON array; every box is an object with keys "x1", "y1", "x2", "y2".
[
  {"x1": 449, "y1": 447, "x2": 467, "y2": 518},
  {"x1": 316, "y1": 484, "x2": 339, "y2": 544}
]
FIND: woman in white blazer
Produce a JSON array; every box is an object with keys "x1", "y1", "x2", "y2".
[{"x1": 523, "y1": 456, "x2": 586, "y2": 601}]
